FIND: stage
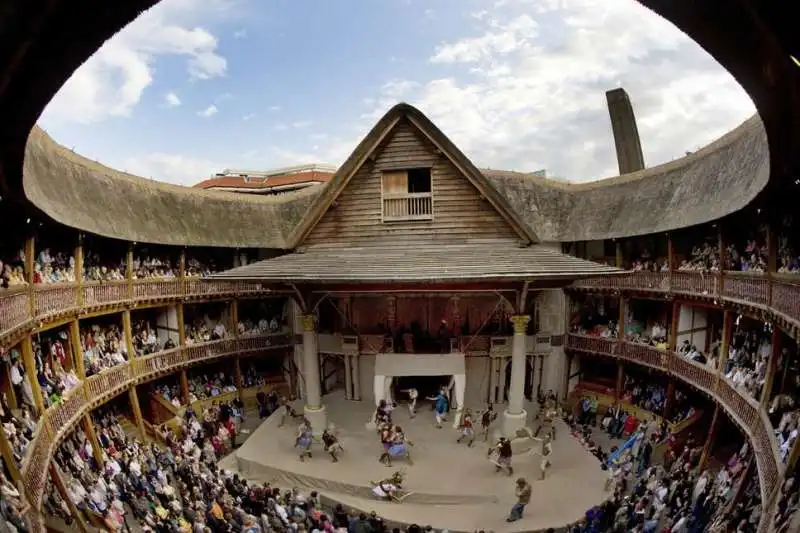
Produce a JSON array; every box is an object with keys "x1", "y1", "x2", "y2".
[{"x1": 232, "y1": 391, "x2": 608, "y2": 532}]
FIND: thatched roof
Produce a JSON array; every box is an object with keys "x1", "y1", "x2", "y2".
[{"x1": 23, "y1": 104, "x2": 768, "y2": 248}]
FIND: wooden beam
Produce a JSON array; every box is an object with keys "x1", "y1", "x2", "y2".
[
  {"x1": 0, "y1": 418, "x2": 21, "y2": 484},
  {"x1": 308, "y1": 282, "x2": 523, "y2": 293},
  {"x1": 128, "y1": 387, "x2": 146, "y2": 441},
  {"x1": 69, "y1": 320, "x2": 85, "y2": 379},
  {"x1": 668, "y1": 300, "x2": 680, "y2": 352},
  {"x1": 81, "y1": 415, "x2": 104, "y2": 467},
  {"x1": 179, "y1": 249, "x2": 186, "y2": 279},
  {"x1": 20, "y1": 336, "x2": 44, "y2": 414},
  {"x1": 49, "y1": 463, "x2": 90, "y2": 533},
  {"x1": 122, "y1": 310, "x2": 135, "y2": 358},
  {"x1": 760, "y1": 327, "x2": 780, "y2": 407},
  {"x1": 177, "y1": 303, "x2": 185, "y2": 347},
  {"x1": 180, "y1": 370, "x2": 189, "y2": 405},
  {"x1": 699, "y1": 403, "x2": 720, "y2": 470},
  {"x1": 663, "y1": 379, "x2": 676, "y2": 421},
  {"x1": 717, "y1": 224, "x2": 726, "y2": 293},
  {"x1": 618, "y1": 296, "x2": 626, "y2": 339},
  {"x1": 75, "y1": 233, "x2": 83, "y2": 306},
  {"x1": 231, "y1": 299, "x2": 239, "y2": 337},
  {"x1": 718, "y1": 310, "x2": 733, "y2": 376},
  {"x1": 234, "y1": 355, "x2": 243, "y2": 403}
]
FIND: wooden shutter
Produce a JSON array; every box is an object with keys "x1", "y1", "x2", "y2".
[{"x1": 381, "y1": 171, "x2": 408, "y2": 195}]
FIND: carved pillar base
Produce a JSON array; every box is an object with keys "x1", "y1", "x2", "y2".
[
  {"x1": 501, "y1": 408, "x2": 528, "y2": 438},
  {"x1": 303, "y1": 405, "x2": 328, "y2": 437}
]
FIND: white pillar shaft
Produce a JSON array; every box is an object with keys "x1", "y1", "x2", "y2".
[
  {"x1": 302, "y1": 318, "x2": 322, "y2": 409},
  {"x1": 507, "y1": 315, "x2": 531, "y2": 415}
]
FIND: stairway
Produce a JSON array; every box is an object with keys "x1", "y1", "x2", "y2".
[{"x1": 117, "y1": 415, "x2": 145, "y2": 441}]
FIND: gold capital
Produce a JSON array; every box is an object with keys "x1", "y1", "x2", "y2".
[
  {"x1": 301, "y1": 314, "x2": 316, "y2": 332},
  {"x1": 511, "y1": 315, "x2": 531, "y2": 335}
]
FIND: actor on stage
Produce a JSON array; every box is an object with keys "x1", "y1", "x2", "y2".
[
  {"x1": 295, "y1": 422, "x2": 314, "y2": 461},
  {"x1": 375, "y1": 399, "x2": 393, "y2": 426},
  {"x1": 379, "y1": 425, "x2": 413, "y2": 467},
  {"x1": 278, "y1": 396, "x2": 301, "y2": 427},
  {"x1": 401, "y1": 387, "x2": 419, "y2": 418},
  {"x1": 489, "y1": 437, "x2": 514, "y2": 476},
  {"x1": 480, "y1": 405, "x2": 497, "y2": 441},
  {"x1": 426, "y1": 387, "x2": 449, "y2": 428},
  {"x1": 506, "y1": 477, "x2": 532, "y2": 522},
  {"x1": 456, "y1": 408, "x2": 475, "y2": 447},
  {"x1": 371, "y1": 472, "x2": 405, "y2": 503},
  {"x1": 322, "y1": 428, "x2": 343, "y2": 463}
]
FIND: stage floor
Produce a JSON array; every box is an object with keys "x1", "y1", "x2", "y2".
[{"x1": 233, "y1": 392, "x2": 608, "y2": 532}]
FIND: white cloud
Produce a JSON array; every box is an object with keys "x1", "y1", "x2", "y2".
[
  {"x1": 164, "y1": 92, "x2": 182, "y2": 107},
  {"x1": 198, "y1": 105, "x2": 218, "y2": 117},
  {"x1": 123, "y1": 152, "x2": 218, "y2": 186},
  {"x1": 361, "y1": 0, "x2": 755, "y2": 181},
  {"x1": 233, "y1": 28, "x2": 248, "y2": 39},
  {"x1": 268, "y1": 106, "x2": 281, "y2": 112},
  {"x1": 292, "y1": 120, "x2": 313, "y2": 129},
  {"x1": 242, "y1": 113, "x2": 256, "y2": 121},
  {"x1": 41, "y1": 0, "x2": 231, "y2": 125}
]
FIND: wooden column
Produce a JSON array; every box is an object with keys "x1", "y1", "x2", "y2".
[
  {"x1": 21, "y1": 337, "x2": 44, "y2": 414},
  {"x1": 75, "y1": 233, "x2": 84, "y2": 306},
  {"x1": 563, "y1": 352, "x2": 572, "y2": 401},
  {"x1": 0, "y1": 420, "x2": 21, "y2": 484},
  {"x1": 81, "y1": 415, "x2": 104, "y2": 466},
  {"x1": 615, "y1": 240, "x2": 623, "y2": 268},
  {"x1": 128, "y1": 386, "x2": 146, "y2": 441},
  {"x1": 177, "y1": 303, "x2": 186, "y2": 347},
  {"x1": 180, "y1": 369, "x2": 189, "y2": 405},
  {"x1": 618, "y1": 296, "x2": 626, "y2": 340},
  {"x1": 699, "y1": 403, "x2": 721, "y2": 469},
  {"x1": 234, "y1": 355, "x2": 244, "y2": 403},
  {"x1": 231, "y1": 299, "x2": 239, "y2": 337},
  {"x1": 663, "y1": 379, "x2": 676, "y2": 420},
  {"x1": 126, "y1": 243, "x2": 134, "y2": 298},
  {"x1": 760, "y1": 327, "x2": 780, "y2": 407},
  {"x1": 49, "y1": 463, "x2": 90, "y2": 533},
  {"x1": 24, "y1": 236, "x2": 34, "y2": 315},
  {"x1": 2, "y1": 365, "x2": 16, "y2": 409},
  {"x1": 786, "y1": 431, "x2": 800, "y2": 472},
  {"x1": 667, "y1": 232, "x2": 674, "y2": 287},
  {"x1": 717, "y1": 224, "x2": 726, "y2": 293},
  {"x1": 179, "y1": 249, "x2": 186, "y2": 279},
  {"x1": 718, "y1": 310, "x2": 733, "y2": 376},
  {"x1": 615, "y1": 361, "x2": 624, "y2": 401},
  {"x1": 69, "y1": 320, "x2": 85, "y2": 379},
  {"x1": 728, "y1": 458, "x2": 754, "y2": 509},
  {"x1": 668, "y1": 300, "x2": 680, "y2": 352},
  {"x1": 122, "y1": 310, "x2": 135, "y2": 357}
]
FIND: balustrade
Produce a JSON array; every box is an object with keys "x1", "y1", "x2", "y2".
[
  {"x1": 0, "y1": 288, "x2": 30, "y2": 336},
  {"x1": 82, "y1": 281, "x2": 129, "y2": 306},
  {"x1": 33, "y1": 284, "x2": 78, "y2": 319},
  {"x1": 567, "y1": 332, "x2": 783, "y2": 506}
]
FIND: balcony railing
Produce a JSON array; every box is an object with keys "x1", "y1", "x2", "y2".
[
  {"x1": 382, "y1": 192, "x2": 433, "y2": 221},
  {"x1": 18, "y1": 333, "x2": 290, "y2": 518},
  {"x1": 566, "y1": 334, "x2": 782, "y2": 506},
  {"x1": 0, "y1": 278, "x2": 273, "y2": 341}
]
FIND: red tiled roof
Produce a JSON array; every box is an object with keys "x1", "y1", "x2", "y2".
[{"x1": 194, "y1": 170, "x2": 334, "y2": 190}]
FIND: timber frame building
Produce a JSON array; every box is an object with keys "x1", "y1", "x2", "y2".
[{"x1": 0, "y1": 1, "x2": 798, "y2": 532}]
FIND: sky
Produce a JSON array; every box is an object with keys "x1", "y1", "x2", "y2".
[{"x1": 38, "y1": 0, "x2": 756, "y2": 186}]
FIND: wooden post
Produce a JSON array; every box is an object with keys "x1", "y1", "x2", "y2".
[
  {"x1": 2, "y1": 365, "x2": 17, "y2": 409},
  {"x1": 0, "y1": 420, "x2": 21, "y2": 484},
  {"x1": 75, "y1": 233, "x2": 84, "y2": 306},
  {"x1": 717, "y1": 224, "x2": 726, "y2": 294},
  {"x1": 69, "y1": 320, "x2": 85, "y2": 379},
  {"x1": 615, "y1": 240, "x2": 623, "y2": 269},
  {"x1": 128, "y1": 386, "x2": 146, "y2": 441},
  {"x1": 615, "y1": 361, "x2": 624, "y2": 401},
  {"x1": 618, "y1": 297, "x2": 626, "y2": 340},
  {"x1": 21, "y1": 336, "x2": 44, "y2": 414},
  {"x1": 760, "y1": 327, "x2": 780, "y2": 407},
  {"x1": 231, "y1": 299, "x2": 239, "y2": 337},
  {"x1": 179, "y1": 249, "x2": 186, "y2": 279},
  {"x1": 177, "y1": 303, "x2": 186, "y2": 347},
  {"x1": 727, "y1": 458, "x2": 754, "y2": 508},
  {"x1": 49, "y1": 463, "x2": 90, "y2": 533},
  {"x1": 718, "y1": 310, "x2": 732, "y2": 377},
  {"x1": 563, "y1": 352, "x2": 572, "y2": 401},
  {"x1": 122, "y1": 310, "x2": 135, "y2": 358},
  {"x1": 234, "y1": 355, "x2": 244, "y2": 403},
  {"x1": 179, "y1": 370, "x2": 189, "y2": 405},
  {"x1": 666, "y1": 232, "x2": 674, "y2": 288},
  {"x1": 24, "y1": 236, "x2": 34, "y2": 315},
  {"x1": 787, "y1": 430, "x2": 800, "y2": 472},
  {"x1": 669, "y1": 300, "x2": 680, "y2": 352},
  {"x1": 81, "y1": 415, "x2": 104, "y2": 466},
  {"x1": 663, "y1": 379, "x2": 676, "y2": 420},
  {"x1": 699, "y1": 404, "x2": 720, "y2": 469},
  {"x1": 126, "y1": 243, "x2": 134, "y2": 298}
]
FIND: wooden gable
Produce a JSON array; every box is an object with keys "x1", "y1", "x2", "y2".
[{"x1": 302, "y1": 117, "x2": 523, "y2": 248}]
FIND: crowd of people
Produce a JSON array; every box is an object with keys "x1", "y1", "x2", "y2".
[
  {"x1": 0, "y1": 393, "x2": 37, "y2": 471},
  {"x1": 185, "y1": 321, "x2": 229, "y2": 345},
  {"x1": 81, "y1": 323, "x2": 129, "y2": 377},
  {"x1": 723, "y1": 326, "x2": 772, "y2": 402}
]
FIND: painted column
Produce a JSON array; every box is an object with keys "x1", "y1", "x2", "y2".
[
  {"x1": 301, "y1": 314, "x2": 327, "y2": 434},
  {"x1": 503, "y1": 314, "x2": 531, "y2": 437}
]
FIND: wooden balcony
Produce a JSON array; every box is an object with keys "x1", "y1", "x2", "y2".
[
  {"x1": 566, "y1": 333, "x2": 782, "y2": 505},
  {"x1": 18, "y1": 333, "x2": 290, "y2": 517},
  {"x1": 0, "y1": 278, "x2": 275, "y2": 341},
  {"x1": 382, "y1": 192, "x2": 433, "y2": 221}
]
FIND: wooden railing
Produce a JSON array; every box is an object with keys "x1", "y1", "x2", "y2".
[
  {"x1": 566, "y1": 334, "x2": 782, "y2": 506},
  {"x1": 18, "y1": 333, "x2": 290, "y2": 517},
  {"x1": 382, "y1": 192, "x2": 433, "y2": 221},
  {"x1": 0, "y1": 278, "x2": 273, "y2": 341}
]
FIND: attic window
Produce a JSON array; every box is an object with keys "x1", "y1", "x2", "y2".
[{"x1": 381, "y1": 168, "x2": 433, "y2": 222}]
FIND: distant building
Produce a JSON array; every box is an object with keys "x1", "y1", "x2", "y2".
[{"x1": 194, "y1": 164, "x2": 336, "y2": 196}]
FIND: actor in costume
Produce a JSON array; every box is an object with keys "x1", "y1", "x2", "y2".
[
  {"x1": 426, "y1": 387, "x2": 449, "y2": 428},
  {"x1": 380, "y1": 425, "x2": 413, "y2": 467},
  {"x1": 322, "y1": 428, "x2": 343, "y2": 463},
  {"x1": 489, "y1": 436, "x2": 514, "y2": 476},
  {"x1": 375, "y1": 399, "x2": 393, "y2": 427},
  {"x1": 294, "y1": 422, "x2": 314, "y2": 461},
  {"x1": 401, "y1": 387, "x2": 419, "y2": 418},
  {"x1": 278, "y1": 396, "x2": 301, "y2": 427},
  {"x1": 480, "y1": 405, "x2": 497, "y2": 441},
  {"x1": 456, "y1": 408, "x2": 475, "y2": 447},
  {"x1": 371, "y1": 471, "x2": 406, "y2": 503}
]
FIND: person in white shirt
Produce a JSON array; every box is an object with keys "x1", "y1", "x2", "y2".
[{"x1": 401, "y1": 388, "x2": 418, "y2": 417}]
